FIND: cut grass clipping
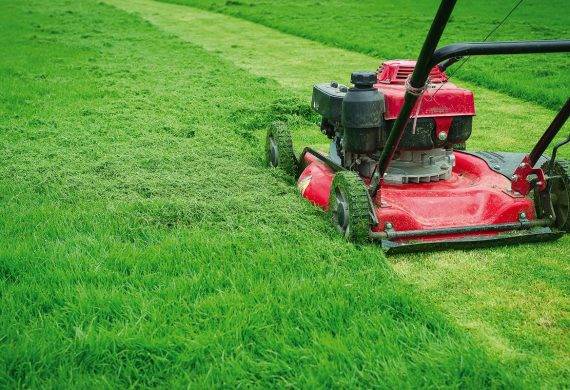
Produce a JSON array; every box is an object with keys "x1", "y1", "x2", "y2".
[{"x1": 1, "y1": 0, "x2": 568, "y2": 387}]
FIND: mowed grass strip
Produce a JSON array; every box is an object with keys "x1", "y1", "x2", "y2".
[
  {"x1": 392, "y1": 247, "x2": 570, "y2": 386},
  {"x1": 103, "y1": 0, "x2": 570, "y2": 386},
  {"x1": 0, "y1": 0, "x2": 521, "y2": 387},
  {"x1": 163, "y1": 0, "x2": 570, "y2": 111}
]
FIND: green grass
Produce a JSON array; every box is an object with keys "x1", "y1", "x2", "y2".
[
  {"x1": 0, "y1": 0, "x2": 568, "y2": 387},
  {"x1": 98, "y1": 1, "x2": 570, "y2": 386},
  {"x1": 393, "y1": 249, "x2": 570, "y2": 385},
  {"x1": 0, "y1": 0, "x2": 520, "y2": 387},
  {"x1": 162, "y1": 0, "x2": 570, "y2": 111}
]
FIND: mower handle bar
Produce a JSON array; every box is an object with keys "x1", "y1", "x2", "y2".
[
  {"x1": 433, "y1": 40, "x2": 570, "y2": 170},
  {"x1": 437, "y1": 40, "x2": 570, "y2": 71}
]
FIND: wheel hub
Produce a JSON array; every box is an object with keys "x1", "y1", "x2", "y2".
[
  {"x1": 334, "y1": 189, "x2": 349, "y2": 233},
  {"x1": 268, "y1": 137, "x2": 279, "y2": 167},
  {"x1": 336, "y1": 203, "x2": 347, "y2": 228}
]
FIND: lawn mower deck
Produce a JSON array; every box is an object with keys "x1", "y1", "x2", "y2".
[
  {"x1": 265, "y1": 0, "x2": 570, "y2": 252},
  {"x1": 298, "y1": 149, "x2": 562, "y2": 252}
]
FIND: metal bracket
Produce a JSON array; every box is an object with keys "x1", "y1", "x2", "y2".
[{"x1": 511, "y1": 155, "x2": 546, "y2": 196}]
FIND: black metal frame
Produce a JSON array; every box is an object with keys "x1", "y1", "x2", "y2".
[
  {"x1": 436, "y1": 41, "x2": 570, "y2": 71},
  {"x1": 299, "y1": 147, "x2": 345, "y2": 173},
  {"x1": 379, "y1": 227, "x2": 562, "y2": 254},
  {"x1": 370, "y1": 0, "x2": 570, "y2": 196},
  {"x1": 370, "y1": 218, "x2": 550, "y2": 240},
  {"x1": 548, "y1": 126, "x2": 570, "y2": 172},
  {"x1": 530, "y1": 99, "x2": 570, "y2": 167}
]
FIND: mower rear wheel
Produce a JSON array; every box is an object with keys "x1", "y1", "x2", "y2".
[
  {"x1": 266, "y1": 121, "x2": 298, "y2": 177},
  {"x1": 329, "y1": 171, "x2": 371, "y2": 243},
  {"x1": 542, "y1": 159, "x2": 570, "y2": 232}
]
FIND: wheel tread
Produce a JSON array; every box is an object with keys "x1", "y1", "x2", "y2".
[
  {"x1": 542, "y1": 159, "x2": 570, "y2": 232},
  {"x1": 266, "y1": 121, "x2": 298, "y2": 177},
  {"x1": 329, "y1": 171, "x2": 371, "y2": 243}
]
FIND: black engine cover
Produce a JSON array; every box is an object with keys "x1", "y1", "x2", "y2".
[
  {"x1": 312, "y1": 83, "x2": 346, "y2": 124},
  {"x1": 341, "y1": 82, "x2": 385, "y2": 154}
]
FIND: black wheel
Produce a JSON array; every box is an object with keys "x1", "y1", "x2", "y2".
[
  {"x1": 265, "y1": 121, "x2": 298, "y2": 177},
  {"x1": 328, "y1": 171, "x2": 372, "y2": 243},
  {"x1": 542, "y1": 159, "x2": 570, "y2": 232}
]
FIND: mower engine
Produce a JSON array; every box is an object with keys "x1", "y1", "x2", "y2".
[{"x1": 312, "y1": 61, "x2": 474, "y2": 183}]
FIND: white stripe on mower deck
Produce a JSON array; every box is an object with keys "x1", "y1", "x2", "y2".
[{"x1": 103, "y1": 0, "x2": 565, "y2": 153}]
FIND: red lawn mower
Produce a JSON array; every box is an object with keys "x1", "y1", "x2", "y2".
[{"x1": 266, "y1": 0, "x2": 570, "y2": 252}]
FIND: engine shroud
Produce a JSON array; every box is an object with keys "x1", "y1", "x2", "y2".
[
  {"x1": 311, "y1": 60, "x2": 476, "y2": 184},
  {"x1": 376, "y1": 60, "x2": 475, "y2": 150}
]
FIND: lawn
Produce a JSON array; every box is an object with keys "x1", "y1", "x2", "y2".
[{"x1": 1, "y1": 0, "x2": 568, "y2": 387}]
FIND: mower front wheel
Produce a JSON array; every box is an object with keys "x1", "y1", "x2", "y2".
[
  {"x1": 266, "y1": 121, "x2": 298, "y2": 177},
  {"x1": 329, "y1": 171, "x2": 372, "y2": 243}
]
